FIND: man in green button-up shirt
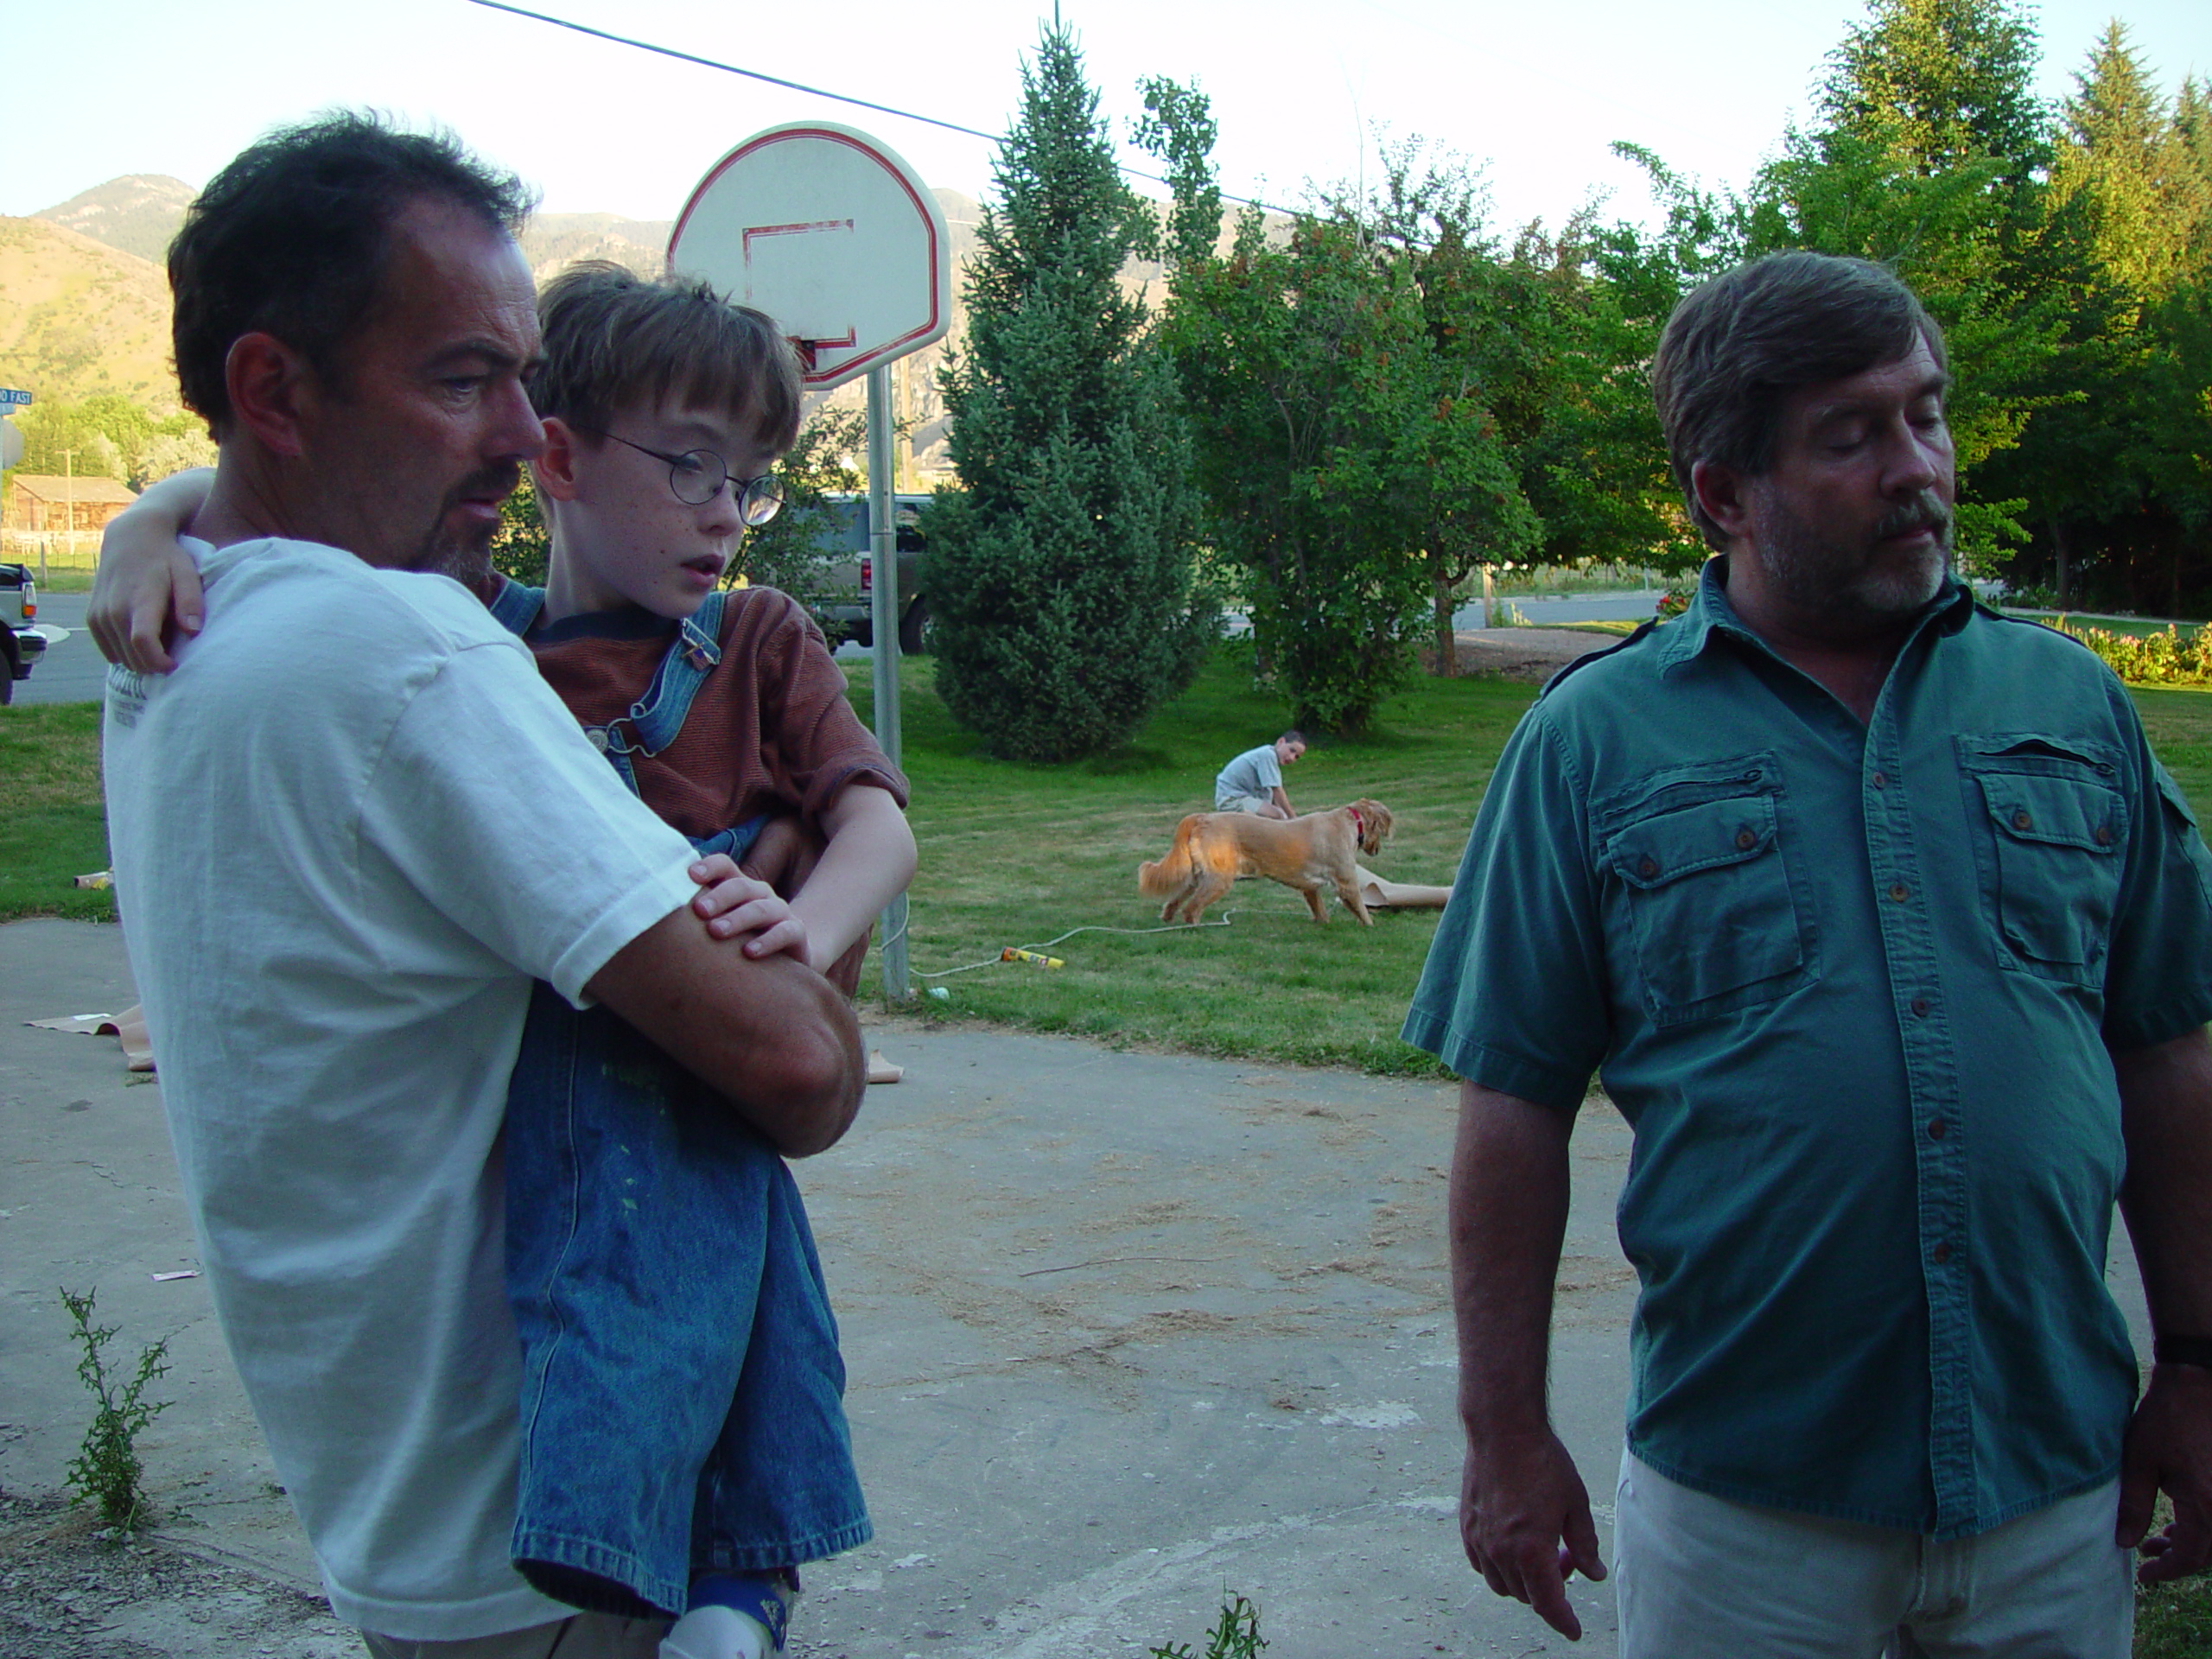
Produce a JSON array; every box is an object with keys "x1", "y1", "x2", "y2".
[{"x1": 1404, "y1": 252, "x2": 2212, "y2": 1652}]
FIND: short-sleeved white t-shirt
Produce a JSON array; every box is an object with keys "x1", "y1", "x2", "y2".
[{"x1": 102, "y1": 537, "x2": 702, "y2": 1640}]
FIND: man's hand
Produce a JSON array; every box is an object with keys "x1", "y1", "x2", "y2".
[
  {"x1": 1461, "y1": 1427, "x2": 1606, "y2": 1639},
  {"x1": 2120, "y1": 1361, "x2": 2212, "y2": 1582},
  {"x1": 1450, "y1": 1080, "x2": 1599, "y2": 1636},
  {"x1": 690, "y1": 854, "x2": 808, "y2": 961},
  {"x1": 2113, "y1": 1027, "x2": 2212, "y2": 1581},
  {"x1": 738, "y1": 814, "x2": 810, "y2": 894}
]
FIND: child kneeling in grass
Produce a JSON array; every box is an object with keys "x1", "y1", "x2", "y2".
[{"x1": 98, "y1": 261, "x2": 914, "y2": 1659}]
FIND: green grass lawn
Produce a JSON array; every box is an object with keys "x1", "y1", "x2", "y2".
[
  {"x1": 20, "y1": 654, "x2": 2212, "y2": 1071},
  {"x1": 0, "y1": 703, "x2": 114, "y2": 922},
  {"x1": 8, "y1": 560, "x2": 98, "y2": 593},
  {"x1": 2138, "y1": 1501, "x2": 2212, "y2": 1659},
  {"x1": 846, "y1": 647, "x2": 1531, "y2": 1073}
]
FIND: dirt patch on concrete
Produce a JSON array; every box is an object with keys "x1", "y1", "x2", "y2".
[{"x1": 0, "y1": 1491, "x2": 357, "y2": 1658}]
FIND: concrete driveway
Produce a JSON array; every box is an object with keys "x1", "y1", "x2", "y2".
[
  {"x1": 0, "y1": 918, "x2": 2171, "y2": 1657},
  {"x1": 0, "y1": 918, "x2": 1643, "y2": 1656}
]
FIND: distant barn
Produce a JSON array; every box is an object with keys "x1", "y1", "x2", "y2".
[{"x1": 5, "y1": 474, "x2": 138, "y2": 535}]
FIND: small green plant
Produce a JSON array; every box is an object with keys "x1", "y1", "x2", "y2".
[
  {"x1": 1150, "y1": 1594, "x2": 1266, "y2": 1659},
  {"x1": 59, "y1": 1286, "x2": 171, "y2": 1530}
]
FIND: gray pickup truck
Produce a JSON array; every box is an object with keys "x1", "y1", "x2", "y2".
[
  {"x1": 1, "y1": 563, "x2": 46, "y2": 703},
  {"x1": 812, "y1": 493, "x2": 931, "y2": 655}
]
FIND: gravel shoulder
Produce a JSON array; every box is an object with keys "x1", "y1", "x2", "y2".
[
  {"x1": 1441, "y1": 625, "x2": 1624, "y2": 682},
  {"x1": 0, "y1": 1493, "x2": 357, "y2": 1659}
]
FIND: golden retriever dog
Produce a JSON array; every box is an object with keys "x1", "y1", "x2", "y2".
[{"x1": 1137, "y1": 799, "x2": 1395, "y2": 925}]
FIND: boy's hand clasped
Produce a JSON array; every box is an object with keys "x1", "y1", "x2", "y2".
[{"x1": 688, "y1": 855, "x2": 809, "y2": 961}]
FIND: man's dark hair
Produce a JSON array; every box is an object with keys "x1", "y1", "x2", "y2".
[
  {"x1": 169, "y1": 111, "x2": 537, "y2": 435},
  {"x1": 1279, "y1": 729, "x2": 1307, "y2": 747},
  {"x1": 1652, "y1": 252, "x2": 1948, "y2": 550}
]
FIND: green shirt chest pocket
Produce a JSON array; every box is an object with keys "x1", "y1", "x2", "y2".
[
  {"x1": 1961, "y1": 741, "x2": 2128, "y2": 983},
  {"x1": 1603, "y1": 780, "x2": 1815, "y2": 1026}
]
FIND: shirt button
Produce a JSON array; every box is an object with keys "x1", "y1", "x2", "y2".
[
  {"x1": 1932, "y1": 1241, "x2": 1952, "y2": 1264},
  {"x1": 2012, "y1": 810, "x2": 2032, "y2": 831},
  {"x1": 1928, "y1": 1117, "x2": 1946, "y2": 1140},
  {"x1": 1638, "y1": 855, "x2": 1659, "y2": 879},
  {"x1": 1889, "y1": 882, "x2": 1910, "y2": 903},
  {"x1": 1872, "y1": 772, "x2": 1888, "y2": 790},
  {"x1": 1734, "y1": 829, "x2": 1756, "y2": 850},
  {"x1": 2094, "y1": 824, "x2": 2113, "y2": 846},
  {"x1": 1910, "y1": 996, "x2": 1930, "y2": 1017}
]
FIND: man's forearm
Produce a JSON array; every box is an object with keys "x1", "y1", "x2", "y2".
[
  {"x1": 587, "y1": 907, "x2": 867, "y2": 1157},
  {"x1": 1452, "y1": 1080, "x2": 1574, "y2": 1439},
  {"x1": 2116, "y1": 1027, "x2": 2212, "y2": 1338}
]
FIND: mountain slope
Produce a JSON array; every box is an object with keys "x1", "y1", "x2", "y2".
[
  {"x1": 0, "y1": 218, "x2": 175, "y2": 409},
  {"x1": 33, "y1": 175, "x2": 198, "y2": 266}
]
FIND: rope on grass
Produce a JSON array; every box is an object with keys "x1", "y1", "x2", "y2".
[{"x1": 897, "y1": 909, "x2": 1243, "y2": 980}]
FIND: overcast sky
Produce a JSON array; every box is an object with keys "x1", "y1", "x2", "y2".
[{"x1": 5, "y1": 0, "x2": 2204, "y2": 237}]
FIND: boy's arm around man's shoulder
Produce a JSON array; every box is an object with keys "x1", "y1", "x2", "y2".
[{"x1": 587, "y1": 908, "x2": 867, "y2": 1158}]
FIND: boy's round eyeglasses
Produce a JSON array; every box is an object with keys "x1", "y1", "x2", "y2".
[{"x1": 588, "y1": 431, "x2": 785, "y2": 525}]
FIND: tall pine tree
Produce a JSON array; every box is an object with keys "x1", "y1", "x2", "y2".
[
  {"x1": 923, "y1": 21, "x2": 1215, "y2": 763},
  {"x1": 2050, "y1": 23, "x2": 2210, "y2": 308}
]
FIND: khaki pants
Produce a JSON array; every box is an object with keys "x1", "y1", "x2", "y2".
[
  {"x1": 1615, "y1": 1452, "x2": 2133, "y2": 1658},
  {"x1": 359, "y1": 1613, "x2": 667, "y2": 1658}
]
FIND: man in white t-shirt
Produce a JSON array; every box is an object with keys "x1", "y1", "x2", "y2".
[
  {"x1": 1212, "y1": 730, "x2": 1307, "y2": 817},
  {"x1": 99, "y1": 114, "x2": 864, "y2": 1658}
]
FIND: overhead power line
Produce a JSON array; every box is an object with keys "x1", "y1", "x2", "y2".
[
  {"x1": 467, "y1": 0, "x2": 1003, "y2": 144},
  {"x1": 464, "y1": 0, "x2": 1282, "y2": 213}
]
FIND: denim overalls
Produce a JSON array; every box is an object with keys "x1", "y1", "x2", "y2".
[{"x1": 492, "y1": 583, "x2": 870, "y2": 1618}]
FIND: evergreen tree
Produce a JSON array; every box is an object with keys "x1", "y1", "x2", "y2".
[
  {"x1": 1996, "y1": 30, "x2": 2212, "y2": 613},
  {"x1": 2050, "y1": 24, "x2": 2209, "y2": 307},
  {"x1": 1818, "y1": 0, "x2": 2047, "y2": 181},
  {"x1": 923, "y1": 22, "x2": 1216, "y2": 764}
]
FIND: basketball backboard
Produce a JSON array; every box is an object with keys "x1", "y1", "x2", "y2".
[{"x1": 668, "y1": 123, "x2": 953, "y2": 391}]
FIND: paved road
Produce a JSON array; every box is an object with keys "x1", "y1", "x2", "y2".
[
  {"x1": 1454, "y1": 590, "x2": 1664, "y2": 627},
  {"x1": 1213, "y1": 590, "x2": 1661, "y2": 642},
  {"x1": 12, "y1": 591, "x2": 103, "y2": 706}
]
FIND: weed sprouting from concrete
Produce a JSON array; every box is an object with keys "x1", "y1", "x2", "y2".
[
  {"x1": 59, "y1": 1286, "x2": 170, "y2": 1530},
  {"x1": 1150, "y1": 1594, "x2": 1266, "y2": 1659}
]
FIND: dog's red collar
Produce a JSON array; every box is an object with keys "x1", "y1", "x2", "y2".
[{"x1": 1346, "y1": 805, "x2": 1365, "y2": 841}]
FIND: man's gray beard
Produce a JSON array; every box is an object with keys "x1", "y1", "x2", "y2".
[
  {"x1": 1752, "y1": 486, "x2": 1953, "y2": 632},
  {"x1": 425, "y1": 529, "x2": 494, "y2": 588}
]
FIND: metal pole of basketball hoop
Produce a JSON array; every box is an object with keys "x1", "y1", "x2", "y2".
[
  {"x1": 867, "y1": 367, "x2": 910, "y2": 1001},
  {"x1": 664, "y1": 122, "x2": 949, "y2": 1006}
]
